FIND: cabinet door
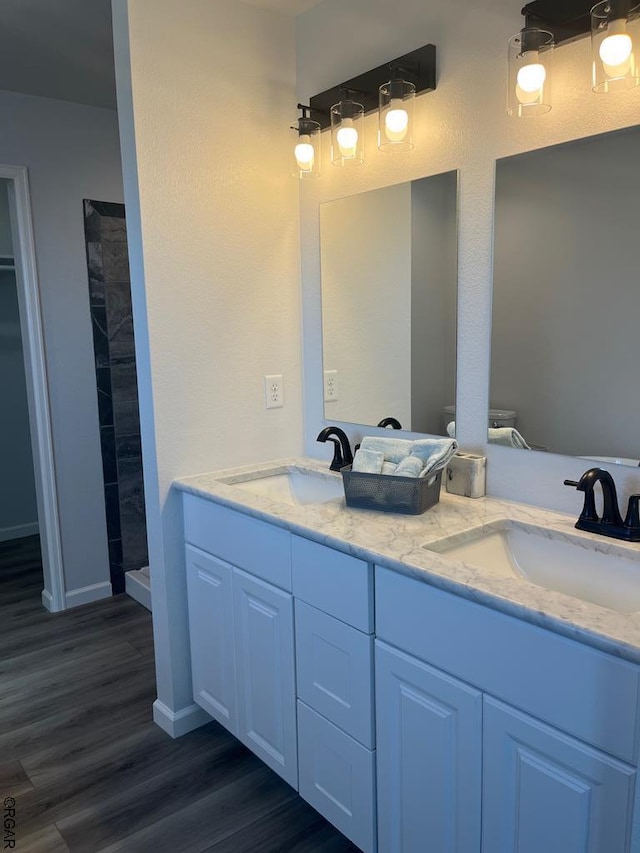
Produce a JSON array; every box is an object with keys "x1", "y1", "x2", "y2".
[
  {"x1": 233, "y1": 567, "x2": 298, "y2": 788},
  {"x1": 375, "y1": 641, "x2": 482, "y2": 853},
  {"x1": 483, "y1": 697, "x2": 636, "y2": 853},
  {"x1": 185, "y1": 545, "x2": 237, "y2": 734}
]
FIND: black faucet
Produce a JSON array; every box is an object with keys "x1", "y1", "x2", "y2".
[
  {"x1": 564, "y1": 467, "x2": 640, "y2": 541},
  {"x1": 316, "y1": 427, "x2": 354, "y2": 472},
  {"x1": 377, "y1": 417, "x2": 403, "y2": 430}
]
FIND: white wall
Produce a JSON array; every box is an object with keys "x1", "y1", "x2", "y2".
[
  {"x1": 113, "y1": 0, "x2": 303, "y2": 731},
  {"x1": 0, "y1": 90, "x2": 123, "y2": 595},
  {"x1": 0, "y1": 178, "x2": 38, "y2": 538},
  {"x1": 296, "y1": 0, "x2": 640, "y2": 513},
  {"x1": 321, "y1": 183, "x2": 412, "y2": 427},
  {"x1": 491, "y1": 127, "x2": 640, "y2": 460}
]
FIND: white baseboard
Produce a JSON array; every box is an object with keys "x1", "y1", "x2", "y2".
[
  {"x1": 65, "y1": 581, "x2": 113, "y2": 609},
  {"x1": 41, "y1": 588, "x2": 64, "y2": 613},
  {"x1": 0, "y1": 521, "x2": 39, "y2": 543},
  {"x1": 153, "y1": 700, "x2": 211, "y2": 738},
  {"x1": 125, "y1": 567, "x2": 151, "y2": 611}
]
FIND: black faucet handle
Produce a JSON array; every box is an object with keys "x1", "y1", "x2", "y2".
[
  {"x1": 564, "y1": 480, "x2": 579, "y2": 488},
  {"x1": 624, "y1": 495, "x2": 640, "y2": 531}
]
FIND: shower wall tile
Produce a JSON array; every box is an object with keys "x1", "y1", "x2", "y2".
[{"x1": 84, "y1": 199, "x2": 148, "y2": 590}]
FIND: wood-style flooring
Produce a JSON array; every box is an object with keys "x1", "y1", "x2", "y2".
[{"x1": 0, "y1": 537, "x2": 358, "y2": 852}]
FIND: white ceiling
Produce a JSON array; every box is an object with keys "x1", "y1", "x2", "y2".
[{"x1": 0, "y1": 0, "x2": 117, "y2": 109}]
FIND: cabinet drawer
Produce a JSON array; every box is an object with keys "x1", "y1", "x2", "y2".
[
  {"x1": 296, "y1": 601, "x2": 374, "y2": 748},
  {"x1": 292, "y1": 535, "x2": 373, "y2": 632},
  {"x1": 183, "y1": 493, "x2": 291, "y2": 590},
  {"x1": 376, "y1": 567, "x2": 640, "y2": 764},
  {"x1": 297, "y1": 701, "x2": 376, "y2": 853}
]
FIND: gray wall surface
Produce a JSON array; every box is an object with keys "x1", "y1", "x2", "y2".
[
  {"x1": 0, "y1": 90, "x2": 124, "y2": 595},
  {"x1": 492, "y1": 126, "x2": 640, "y2": 460},
  {"x1": 0, "y1": 177, "x2": 38, "y2": 535},
  {"x1": 411, "y1": 171, "x2": 457, "y2": 436}
]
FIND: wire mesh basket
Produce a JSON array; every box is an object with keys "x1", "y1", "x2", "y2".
[{"x1": 341, "y1": 466, "x2": 442, "y2": 515}]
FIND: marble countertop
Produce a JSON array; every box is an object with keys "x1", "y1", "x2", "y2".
[{"x1": 174, "y1": 457, "x2": 640, "y2": 665}]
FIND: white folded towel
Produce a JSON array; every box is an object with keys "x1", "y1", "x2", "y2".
[
  {"x1": 395, "y1": 456, "x2": 424, "y2": 478},
  {"x1": 381, "y1": 461, "x2": 398, "y2": 475},
  {"x1": 488, "y1": 427, "x2": 531, "y2": 450},
  {"x1": 411, "y1": 438, "x2": 458, "y2": 476},
  {"x1": 447, "y1": 421, "x2": 530, "y2": 451},
  {"x1": 359, "y1": 436, "x2": 413, "y2": 464},
  {"x1": 352, "y1": 448, "x2": 384, "y2": 474}
]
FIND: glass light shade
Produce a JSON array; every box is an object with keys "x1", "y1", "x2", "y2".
[
  {"x1": 378, "y1": 80, "x2": 415, "y2": 152},
  {"x1": 591, "y1": 2, "x2": 640, "y2": 93},
  {"x1": 507, "y1": 29, "x2": 554, "y2": 117},
  {"x1": 293, "y1": 118, "x2": 321, "y2": 179},
  {"x1": 330, "y1": 100, "x2": 364, "y2": 166}
]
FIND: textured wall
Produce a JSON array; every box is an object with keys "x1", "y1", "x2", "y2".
[
  {"x1": 113, "y1": 0, "x2": 302, "y2": 723},
  {"x1": 0, "y1": 90, "x2": 123, "y2": 594},
  {"x1": 297, "y1": 0, "x2": 640, "y2": 511}
]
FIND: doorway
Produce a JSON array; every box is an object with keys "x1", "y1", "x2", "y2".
[{"x1": 0, "y1": 165, "x2": 64, "y2": 611}]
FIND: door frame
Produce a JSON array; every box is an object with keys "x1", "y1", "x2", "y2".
[{"x1": 3, "y1": 164, "x2": 65, "y2": 611}]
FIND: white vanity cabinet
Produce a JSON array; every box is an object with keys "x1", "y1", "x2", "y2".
[
  {"x1": 183, "y1": 495, "x2": 298, "y2": 788},
  {"x1": 376, "y1": 566, "x2": 639, "y2": 853}
]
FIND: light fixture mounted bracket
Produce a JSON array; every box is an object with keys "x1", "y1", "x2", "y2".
[
  {"x1": 522, "y1": 0, "x2": 635, "y2": 45},
  {"x1": 309, "y1": 44, "x2": 436, "y2": 130}
]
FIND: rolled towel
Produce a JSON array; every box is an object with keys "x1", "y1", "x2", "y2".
[
  {"x1": 381, "y1": 461, "x2": 398, "y2": 475},
  {"x1": 488, "y1": 427, "x2": 530, "y2": 450},
  {"x1": 352, "y1": 448, "x2": 384, "y2": 474},
  {"x1": 395, "y1": 456, "x2": 424, "y2": 478},
  {"x1": 411, "y1": 438, "x2": 459, "y2": 476},
  {"x1": 360, "y1": 436, "x2": 413, "y2": 464},
  {"x1": 446, "y1": 421, "x2": 456, "y2": 438}
]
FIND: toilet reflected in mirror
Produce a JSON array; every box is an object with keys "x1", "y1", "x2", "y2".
[{"x1": 320, "y1": 170, "x2": 458, "y2": 435}]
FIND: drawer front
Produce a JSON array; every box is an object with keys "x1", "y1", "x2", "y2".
[
  {"x1": 183, "y1": 493, "x2": 291, "y2": 590},
  {"x1": 376, "y1": 567, "x2": 640, "y2": 764},
  {"x1": 292, "y1": 535, "x2": 373, "y2": 632},
  {"x1": 296, "y1": 601, "x2": 374, "y2": 748},
  {"x1": 297, "y1": 701, "x2": 377, "y2": 853}
]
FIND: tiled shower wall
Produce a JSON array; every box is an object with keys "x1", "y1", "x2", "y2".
[{"x1": 84, "y1": 200, "x2": 148, "y2": 594}]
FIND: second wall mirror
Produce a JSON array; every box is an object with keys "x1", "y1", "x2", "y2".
[
  {"x1": 491, "y1": 125, "x2": 640, "y2": 466},
  {"x1": 320, "y1": 170, "x2": 458, "y2": 435}
]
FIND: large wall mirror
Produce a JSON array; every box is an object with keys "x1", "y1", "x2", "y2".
[
  {"x1": 491, "y1": 125, "x2": 640, "y2": 466},
  {"x1": 320, "y1": 170, "x2": 458, "y2": 435}
]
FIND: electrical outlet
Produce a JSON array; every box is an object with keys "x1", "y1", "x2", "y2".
[
  {"x1": 265, "y1": 374, "x2": 284, "y2": 409},
  {"x1": 324, "y1": 370, "x2": 338, "y2": 402}
]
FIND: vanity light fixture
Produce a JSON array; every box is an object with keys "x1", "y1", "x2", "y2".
[
  {"x1": 306, "y1": 44, "x2": 436, "y2": 162},
  {"x1": 379, "y1": 76, "x2": 416, "y2": 152},
  {"x1": 292, "y1": 104, "x2": 321, "y2": 179},
  {"x1": 591, "y1": 1, "x2": 640, "y2": 93},
  {"x1": 507, "y1": 27, "x2": 554, "y2": 116},
  {"x1": 330, "y1": 96, "x2": 365, "y2": 166},
  {"x1": 518, "y1": 0, "x2": 640, "y2": 109}
]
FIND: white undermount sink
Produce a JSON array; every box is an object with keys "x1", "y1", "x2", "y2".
[
  {"x1": 223, "y1": 467, "x2": 344, "y2": 507},
  {"x1": 424, "y1": 520, "x2": 640, "y2": 614}
]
